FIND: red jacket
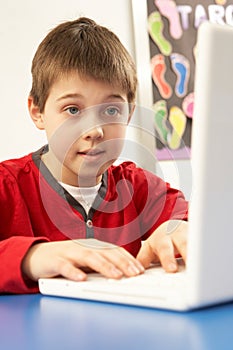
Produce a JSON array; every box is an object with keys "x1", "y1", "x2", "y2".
[{"x1": 0, "y1": 146, "x2": 188, "y2": 294}]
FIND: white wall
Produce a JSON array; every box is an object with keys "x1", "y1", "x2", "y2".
[{"x1": 0, "y1": 0, "x2": 191, "y2": 198}]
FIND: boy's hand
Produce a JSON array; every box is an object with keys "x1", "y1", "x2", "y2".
[
  {"x1": 22, "y1": 239, "x2": 145, "y2": 282},
  {"x1": 136, "y1": 220, "x2": 188, "y2": 272}
]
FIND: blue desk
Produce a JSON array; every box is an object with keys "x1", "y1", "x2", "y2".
[{"x1": 0, "y1": 294, "x2": 232, "y2": 350}]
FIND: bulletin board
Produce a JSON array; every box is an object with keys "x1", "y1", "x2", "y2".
[{"x1": 133, "y1": 0, "x2": 232, "y2": 160}]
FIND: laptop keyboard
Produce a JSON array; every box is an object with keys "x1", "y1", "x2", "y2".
[{"x1": 85, "y1": 260, "x2": 186, "y2": 297}]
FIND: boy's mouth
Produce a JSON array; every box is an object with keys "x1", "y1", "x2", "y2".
[{"x1": 78, "y1": 148, "x2": 105, "y2": 159}]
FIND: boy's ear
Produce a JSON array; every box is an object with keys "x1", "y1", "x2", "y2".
[
  {"x1": 28, "y1": 96, "x2": 45, "y2": 130},
  {"x1": 127, "y1": 103, "x2": 136, "y2": 124}
]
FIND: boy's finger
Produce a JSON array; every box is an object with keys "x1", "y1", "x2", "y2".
[
  {"x1": 101, "y1": 247, "x2": 145, "y2": 277},
  {"x1": 54, "y1": 259, "x2": 87, "y2": 282},
  {"x1": 156, "y1": 237, "x2": 178, "y2": 272},
  {"x1": 136, "y1": 241, "x2": 159, "y2": 268},
  {"x1": 137, "y1": 238, "x2": 178, "y2": 272},
  {"x1": 172, "y1": 232, "x2": 187, "y2": 263}
]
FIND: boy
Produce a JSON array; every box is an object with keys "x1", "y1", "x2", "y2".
[{"x1": 0, "y1": 17, "x2": 188, "y2": 294}]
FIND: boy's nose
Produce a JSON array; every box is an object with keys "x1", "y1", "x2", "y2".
[{"x1": 83, "y1": 126, "x2": 104, "y2": 140}]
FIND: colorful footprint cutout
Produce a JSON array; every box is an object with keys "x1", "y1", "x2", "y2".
[
  {"x1": 148, "y1": 11, "x2": 172, "y2": 56},
  {"x1": 155, "y1": 0, "x2": 182, "y2": 39},
  {"x1": 151, "y1": 54, "x2": 172, "y2": 99},
  {"x1": 182, "y1": 92, "x2": 194, "y2": 118},
  {"x1": 215, "y1": 0, "x2": 226, "y2": 4},
  {"x1": 153, "y1": 100, "x2": 169, "y2": 144},
  {"x1": 170, "y1": 53, "x2": 190, "y2": 98},
  {"x1": 167, "y1": 106, "x2": 187, "y2": 150}
]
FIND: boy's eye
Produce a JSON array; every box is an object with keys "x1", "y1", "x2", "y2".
[
  {"x1": 104, "y1": 106, "x2": 120, "y2": 117},
  {"x1": 67, "y1": 107, "x2": 80, "y2": 115}
]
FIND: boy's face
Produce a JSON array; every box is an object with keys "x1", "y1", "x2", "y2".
[{"x1": 29, "y1": 72, "x2": 132, "y2": 186}]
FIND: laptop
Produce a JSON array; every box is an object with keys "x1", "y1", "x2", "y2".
[{"x1": 39, "y1": 22, "x2": 233, "y2": 311}]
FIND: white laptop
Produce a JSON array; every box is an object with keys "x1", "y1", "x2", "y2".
[{"x1": 39, "y1": 22, "x2": 233, "y2": 311}]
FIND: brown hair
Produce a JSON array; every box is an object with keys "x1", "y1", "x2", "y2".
[{"x1": 30, "y1": 17, "x2": 137, "y2": 112}]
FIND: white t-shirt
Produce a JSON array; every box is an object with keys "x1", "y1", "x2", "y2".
[{"x1": 60, "y1": 182, "x2": 101, "y2": 214}]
